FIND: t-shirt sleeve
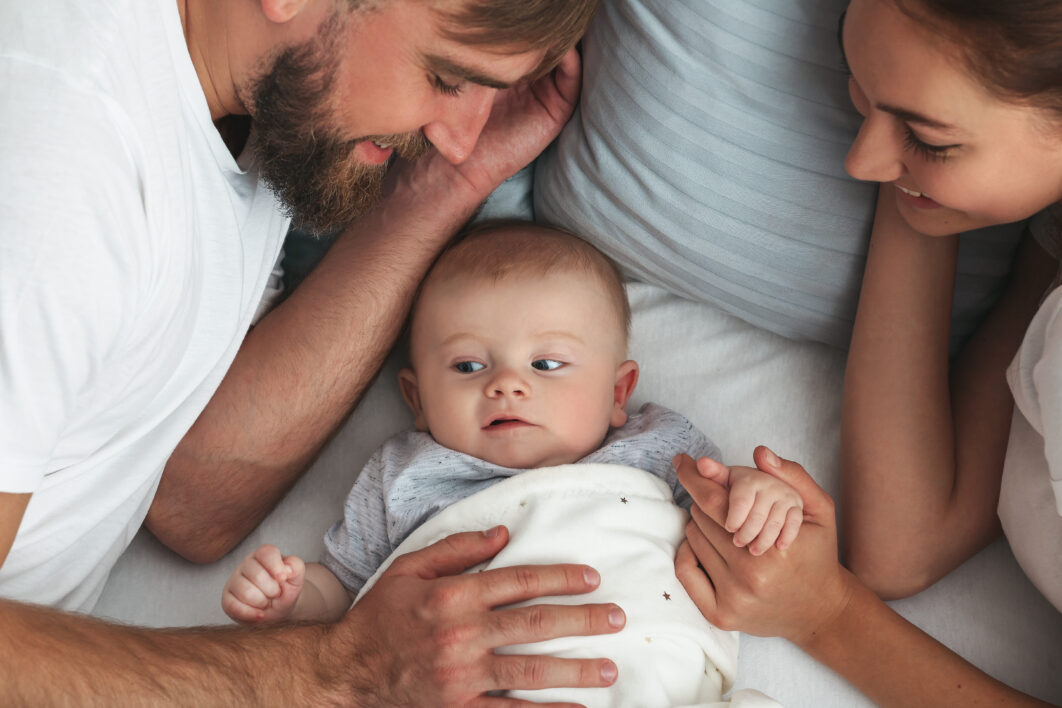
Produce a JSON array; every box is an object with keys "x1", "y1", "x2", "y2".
[
  {"x1": 1029, "y1": 205, "x2": 1062, "y2": 262},
  {"x1": 321, "y1": 450, "x2": 396, "y2": 596},
  {"x1": 1010, "y1": 287, "x2": 1062, "y2": 517},
  {"x1": 0, "y1": 59, "x2": 143, "y2": 492}
]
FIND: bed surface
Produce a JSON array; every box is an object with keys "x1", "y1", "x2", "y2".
[{"x1": 94, "y1": 282, "x2": 1062, "y2": 706}]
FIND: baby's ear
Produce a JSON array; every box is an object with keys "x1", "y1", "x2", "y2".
[
  {"x1": 609, "y1": 360, "x2": 640, "y2": 427},
  {"x1": 397, "y1": 368, "x2": 428, "y2": 430}
]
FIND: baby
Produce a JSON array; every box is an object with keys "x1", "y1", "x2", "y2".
[{"x1": 222, "y1": 221, "x2": 792, "y2": 707}]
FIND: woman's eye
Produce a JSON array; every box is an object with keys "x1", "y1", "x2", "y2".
[
  {"x1": 902, "y1": 128, "x2": 958, "y2": 163},
  {"x1": 531, "y1": 359, "x2": 564, "y2": 371},
  {"x1": 454, "y1": 361, "x2": 484, "y2": 373}
]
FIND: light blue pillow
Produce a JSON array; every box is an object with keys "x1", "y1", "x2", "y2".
[{"x1": 533, "y1": 0, "x2": 1023, "y2": 348}]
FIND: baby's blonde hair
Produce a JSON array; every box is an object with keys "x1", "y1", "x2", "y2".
[{"x1": 410, "y1": 219, "x2": 631, "y2": 349}]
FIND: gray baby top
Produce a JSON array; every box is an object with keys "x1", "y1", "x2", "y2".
[{"x1": 321, "y1": 402, "x2": 720, "y2": 595}]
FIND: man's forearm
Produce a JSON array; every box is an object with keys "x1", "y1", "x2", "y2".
[
  {"x1": 1, "y1": 600, "x2": 352, "y2": 706},
  {"x1": 151, "y1": 158, "x2": 486, "y2": 561}
]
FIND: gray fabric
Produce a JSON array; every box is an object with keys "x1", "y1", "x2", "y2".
[
  {"x1": 533, "y1": 0, "x2": 1024, "y2": 349},
  {"x1": 321, "y1": 403, "x2": 719, "y2": 595}
]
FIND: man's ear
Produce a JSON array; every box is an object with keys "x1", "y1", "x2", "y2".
[
  {"x1": 609, "y1": 359, "x2": 640, "y2": 427},
  {"x1": 398, "y1": 368, "x2": 429, "y2": 431},
  {"x1": 260, "y1": 0, "x2": 310, "y2": 24}
]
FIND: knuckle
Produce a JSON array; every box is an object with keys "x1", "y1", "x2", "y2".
[
  {"x1": 496, "y1": 657, "x2": 547, "y2": 688},
  {"x1": 523, "y1": 605, "x2": 556, "y2": 636},
  {"x1": 512, "y1": 566, "x2": 542, "y2": 595},
  {"x1": 431, "y1": 619, "x2": 477, "y2": 651},
  {"x1": 426, "y1": 580, "x2": 466, "y2": 612},
  {"x1": 714, "y1": 608, "x2": 737, "y2": 631},
  {"x1": 427, "y1": 657, "x2": 470, "y2": 692},
  {"x1": 748, "y1": 568, "x2": 770, "y2": 592}
]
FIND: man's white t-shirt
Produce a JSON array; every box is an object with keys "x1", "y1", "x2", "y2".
[{"x1": 0, "y1": 0, "x2": 289, "y2": 610}]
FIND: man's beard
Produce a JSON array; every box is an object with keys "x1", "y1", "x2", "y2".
[{"x1": 245, "y1": 14, "x2": 431, "y2": 235}]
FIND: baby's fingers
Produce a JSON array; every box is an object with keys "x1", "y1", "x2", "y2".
[
  {"x1": 746, "y1": 502, "x2": 790, "y2": 556},
  {"x1": 227, "y1": 573, "x2": 272, "y2": 609},
  {"x1": 222, "y1": 587, "x2": 268, "y2": 624},
  {"x1": 282, "y1": 554, "x2": 306, "y2": 588},
  {"x1": 724, "y1": 488, "x2": 756, "y2": 536},
  {"x1": 253, "y1": 544, "x2": 291, "y2": 582},
  {"x1": 775, "y1": 506, "x2": 804, "y2": 551}
]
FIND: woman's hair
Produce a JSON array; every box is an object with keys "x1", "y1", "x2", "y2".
[{"x1": 895, "y1": 0, "x2": 1062, "y2": 117}]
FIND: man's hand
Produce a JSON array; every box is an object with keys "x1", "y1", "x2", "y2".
[
  {"x1": 325, "y1": 526, "x2": 624, "y2": 705},
  {"x1": 674, "y1": 448, "x2": 855, "y2": 646}
]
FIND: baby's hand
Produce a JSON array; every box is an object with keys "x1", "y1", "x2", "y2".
[
  {"x1": 221, "y1": 544, "x2": 306, "y2": 623},
  {"x1": 696, "y1": 457, "x2": 804, "y2": 556}
]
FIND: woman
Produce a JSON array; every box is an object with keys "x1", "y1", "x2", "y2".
[{"x1": 678, "y1": 0, "x2": 1062, "y2": 705}]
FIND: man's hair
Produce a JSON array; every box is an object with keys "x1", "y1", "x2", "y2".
[
  {"x1": 413, "y1": 219, "x2": 631, "y2": 347},
  {"x1": 345, "y1": 0, "x2": 600, "y2": 76},
  {"x1": 437, "y1": 0, "x2": 599, "y2": 75}
]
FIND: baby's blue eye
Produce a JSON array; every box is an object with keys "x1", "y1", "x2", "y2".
[
  {"x1": 454, "y1": 361, "x2": 485, "y2": 374},
  {"x1": 531, "y1": 359, "x2": 564, "y2": 371}
]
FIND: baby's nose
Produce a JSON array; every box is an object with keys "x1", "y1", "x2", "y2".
[{"x1": 486, "y1": 370, "x2": 529, "y2": 398}]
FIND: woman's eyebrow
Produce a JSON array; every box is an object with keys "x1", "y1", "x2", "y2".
[
  {"x1": 837, "y1": 8, "x2": 960, "y2": 133},
  {"x1": 878, "y1": 104, "x2": 958, "y2": 131}
]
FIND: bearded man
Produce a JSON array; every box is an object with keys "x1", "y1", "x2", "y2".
[{"x1": 0, "y1": 0, "x2": 623, "y2": 702}]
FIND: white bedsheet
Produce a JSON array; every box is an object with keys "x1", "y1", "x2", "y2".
[{"x1": 94, "y1": 282, "x2": 1062, "y2": 706}]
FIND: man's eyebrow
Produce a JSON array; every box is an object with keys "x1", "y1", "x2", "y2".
[{"x1": 423, "y1": 54, "x2": 513, "y2": 90}]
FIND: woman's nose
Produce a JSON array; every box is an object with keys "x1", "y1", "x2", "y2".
[{"x1": 845, "y1": 115, "x2": 905, "y2": 184}]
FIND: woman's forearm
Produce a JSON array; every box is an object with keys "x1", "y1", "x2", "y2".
[
  {"x1": 799, "y1": 574, "x2": 1052, "y2": 708},
  {"x1": 843, "y1": 190, "x2": 1056, "y2": 598},
  {"x1": 842, "y1": 189, "x2": 962, "y2": 596}
]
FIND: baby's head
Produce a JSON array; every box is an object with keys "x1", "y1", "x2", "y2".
[{"x1": 399, "y1": 221, "x2": 638, "y2": 469}]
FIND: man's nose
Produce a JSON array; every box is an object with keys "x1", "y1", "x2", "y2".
[
  {"x1": 422, "y1": 85, "x2": 497, "y2": 165},
  {"x1": 845, "y1": 115, "x2": 905, "y2": 184}
]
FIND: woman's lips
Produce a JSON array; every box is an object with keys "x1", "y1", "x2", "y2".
[{"x1": 894, "y1": 183, "x2": 942, "y2": 210}]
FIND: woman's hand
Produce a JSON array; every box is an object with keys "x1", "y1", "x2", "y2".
[{"x1": 674, "y1": 447, "x2": 856, "y2": 645}]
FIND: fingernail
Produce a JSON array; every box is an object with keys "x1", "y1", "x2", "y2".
[
  {"x1": 764, "y1": 447, "x2": 781, "y2": 468},
  {"x1": 584, "y1": 567, "x2": 601, "y2": 587},
  {"x1": 600, "y1": 660, "x2": 618, "y2": 683},
  {"x1": 484, "y1": 525, "x2": 501, "y2": 538},
  {"x1": 608, "y1": 605, "x2": 626, "y2": 628}
]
